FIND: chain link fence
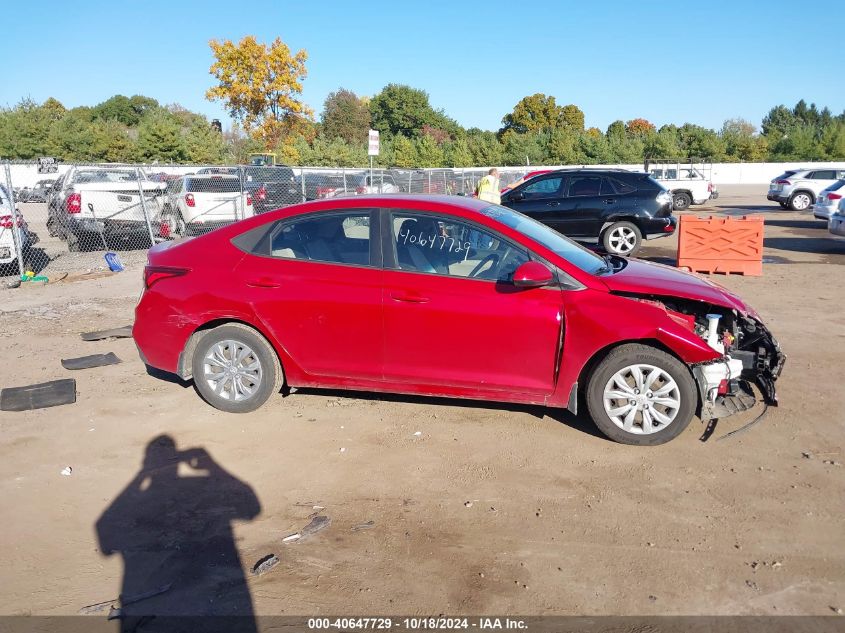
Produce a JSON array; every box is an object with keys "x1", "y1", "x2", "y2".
[{"x1": 1, "y1": 161, "x2": 534, "y2": 280}]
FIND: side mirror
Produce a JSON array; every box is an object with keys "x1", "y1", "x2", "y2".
[{"x1": 513, "y1": 261, "x2": 554, "y2": 288}]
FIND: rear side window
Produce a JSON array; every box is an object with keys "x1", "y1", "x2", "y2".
[
  {"x1": 604, "y1": 177, "x2": 636, "y2": 195},
  {"x1": 567, "y1": 175, "x2": 602, "y2": 197},
  {"x1": 810, "y1": 170, "x2": 837, "y2": 180},
  {"x1": 186, "y1": 178, "x2": 241, "y2": 193},
  {"x1": 270, "y1": 212, "x2": 371, "y2": 266}
]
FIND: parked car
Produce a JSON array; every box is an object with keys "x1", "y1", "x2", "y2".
[
  {"x1": 767, "y1": 168, "x2": 845, "y2": 211},
  {"x1": 829, "y1": 198, "x2": 845, "y2": 238},
  {"x1": 196, "y1": 167, "x2": 239, "y2": 176},
  {"x1": 134, "y1": 194, "x2": 784, "y2": 446},
  {"x1": 0, "y1": 185, "x2": 36, "y2": 270},
  {"x1": 349, "y1": 172, "x2": 401, "y2": 195},
  {"x1": 156, "y1": 175, "x2": 253, "y2": 236},
  {"x1": 499, "y1": 169, "x2": 675, "y2": 257},
  {"x1": 813, "y1": 180, "x2": 845, "y2": 222},
  {"x1": 299, "y1": 174, "x2": 351, "y2": 200},
  {"x1": 25, "y1": 179, "x2": 56, "y2": 203},
  {"x1": 47, "y1": 167, "x2": 165, "y2": 251},
  {"x1": 240, "y1": 166, "x2": 300, "y2": 214},
  {"x1": 648, "y1": 165, "x2": 717, "y2": 210}
]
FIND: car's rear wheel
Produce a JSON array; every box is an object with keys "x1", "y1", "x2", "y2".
[
  {"x1": 673, "y1": 192, "x2": 692, "y2": 210},
  {"x1": 602, "y1": 221, "x2": 642, "y2": 257},
  {"x1": 789, "y1": 192, "x2": 813, "y2": 211},
  {"x1": 191, "y1": 324, "x2": 283, "y2": 413},
  {"x1": 162, "y1": 207, "x2": 186, "y2": 237},
  {"x1": 586, "y1": 344, "x2": 696, "y2": 445}
]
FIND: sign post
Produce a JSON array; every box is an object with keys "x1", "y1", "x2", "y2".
[{"x1": 367, "y1": 129, "x2": 379, "y2": 192}]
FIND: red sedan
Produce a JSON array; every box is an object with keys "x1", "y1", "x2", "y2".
[{"x1": 134, "y1": 195, "x2": 784, "y2": 445}]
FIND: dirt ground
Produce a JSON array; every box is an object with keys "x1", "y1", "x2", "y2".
[{"x1": 1, "y1": 185, "x2": 843, "y2": 618}]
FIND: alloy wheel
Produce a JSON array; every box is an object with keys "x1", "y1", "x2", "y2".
[{"x1": 607, "y1": 226, "x2": 638, "y2": 254}]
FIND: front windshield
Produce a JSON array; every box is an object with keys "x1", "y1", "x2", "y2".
[{"x1": 478, "y1": 204, "x2": 606, "y2": 275}]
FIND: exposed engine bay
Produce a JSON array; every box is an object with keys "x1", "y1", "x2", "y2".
[{"x1": 625, "y1": 294, "x2": 786, "y2": 421}]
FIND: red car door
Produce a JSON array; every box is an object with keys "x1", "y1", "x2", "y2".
[
  {"x1": 382, "y1": 211, "x2": 562, "y2": 396},
  {"x1": 235, "y1": 210, "x2": 383, "y2": 380}
]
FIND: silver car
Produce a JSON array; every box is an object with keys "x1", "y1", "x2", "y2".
[
  {"x1": 767, "y1": 168, "x2": 845, "y2": 211},
  {"x1": 829, "y1": 197, "x2": 845, "y2": 238},
  {"x1": 814, "y1": 180, "x2": 845, "y2": 222}
]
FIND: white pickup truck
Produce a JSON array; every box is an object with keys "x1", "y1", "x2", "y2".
[
  {"x1": 1, "y1": 184, "x2": 35, "y2": 270},
  {"x1": 648, "y1": 164, "x2": 718, "y2": 210},
  {"x1": 48, "y1": 167, "x2": 165, "y2": 251}
]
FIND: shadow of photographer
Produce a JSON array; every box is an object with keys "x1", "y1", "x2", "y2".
[{"x1": 96, "y1": 435, "x2": 260, "y2": 632}]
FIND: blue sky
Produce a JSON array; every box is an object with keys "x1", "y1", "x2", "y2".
[{"x1": 1, "y1": 0, "x2": 842, "y2": 133}]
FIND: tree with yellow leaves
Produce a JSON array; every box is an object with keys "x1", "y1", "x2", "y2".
[{"x1": 206, "y1": 36, "x2": 313, "y2": 149}]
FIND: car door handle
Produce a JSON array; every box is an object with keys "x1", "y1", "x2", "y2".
[
  {"x1": 246, "y1": 277, "x2": 281, "y2": 288},
  {"x1": 390, "y1": 292, "x2": 430, "y2": 304},
  {"x1": 604, "y1": 198, "x2": 616, "y2": 204},
  {"x1": 545, "y1": 201, "x2": 560, "y2": 207}
]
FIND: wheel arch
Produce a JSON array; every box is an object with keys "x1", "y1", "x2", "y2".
[
  {"x1": 178, "y1": 317, "x2": 286, "y2": 380},
  {"x1": 790, "y1": 188, "x2": 815, "y2": 202},
  {"x1": 574, "y1": 338, "x2": 699, "y2": 408}
]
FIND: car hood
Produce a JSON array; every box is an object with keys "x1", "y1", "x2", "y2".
[{"x1": 600, "y1": 258, "x2": 756, "y2": 316}]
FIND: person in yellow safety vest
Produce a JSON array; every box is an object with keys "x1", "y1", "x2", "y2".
[{"x1": 476, "y1": 168, "x2": 501, "y2": 204}]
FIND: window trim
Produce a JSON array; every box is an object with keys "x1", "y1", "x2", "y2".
[
  {"x1": 566, "y1": 174, "x2": 604, "y2": 198},
  {"x1": 519, "y1": 175, "x2": 566, "y2": 200},
  {"x1": 381, "y1": 208, "x2": 535, "y2": 284}
]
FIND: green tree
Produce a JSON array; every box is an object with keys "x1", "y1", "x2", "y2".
[
  {"x1": 415, "y1": 135, "x2": 445, "y2": 167},
  {"x1": 321, "y1": 88, "x2": 371, "y2": 144},
  {"x1": 560, "y1": 104, "x2": 585, "y2": 132},
  {"x1": 545, "y1": 128, "x2": 579, "y2": 164},
  {"x1": 500, "y1": 93, "x2": 563, "y2": 135},
  {"x1": 391, "y1": 135, "x2": 418, "y2": 168},
  {"x1": 501, "y1": 131, "x2": 544, "y2": 166},
  {"x1": 467, "y1": 130, "x2": 504, "y2": 166},
  {"x1": 183, "y1": 117, "x2": 226, "y2": 164},
  {"x1": 136, "y1": 109, "x2": 185, "y2": 162},
  {"x1": 369, "y1": 84, "x2": 457, "y2": 137},
  {"x1": 91, "y1": 119, "x2": 135, "y2": 162},
  {"x1": 47, "y1": 109, "x2": 97, "y2": 161},
  {"x1": 0, "y1": 99, "x2": 53, "y2": 158},
  {"x1": 444, "y1": 138, "x2": 474, "y2": 167},
  {"x1": 92, "y1": 94, "x2": 159, "y2": 126}
]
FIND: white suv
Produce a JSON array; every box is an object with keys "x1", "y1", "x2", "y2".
[
  {"x1": 767, "y1": 168, "x2": 845, "y2": 211},
  {"x1": 157, "y1": 175, "x2": 253, "y2": 236},
  {"x1": 0, "y1": 185, "x2": 34, "y2": 271}
]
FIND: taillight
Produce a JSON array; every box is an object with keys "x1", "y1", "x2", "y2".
[
  {"x1": 708, "y1": 183, "x2": 714, "y2": 192},
  {"x1": 66, "y1": 192, "x2": 81, "y2": 214},
  {"x1": 0, "y1": 215, "x2": 24, "y2": 229},
  {"x1": 829, "y1": 193, "x2": 842, "y2": 201},
  {"x1": 776, "y1": 179, "x2": 791, "y2": 185},
  {"x1": 185, "y1": 193, "x2": 195, "y2": 207},
  {"x1": 159, "y1": 221, "x2": 171, "y2": 239},
  {"x1": 246, "y1": 194, "x2": 253, "y2": 206},
  {"x1": 143, "y1": 265, "x2": 188, "y2": 289},
  {"x1": 257, "y1": 186, "x2": 267, "y2": 201}
]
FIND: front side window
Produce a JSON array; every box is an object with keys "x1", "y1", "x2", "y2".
[
  {"x1": 270, "y1": 212, "x2": 371, "y2": 266},
  {"x1": 522, "y1": 177, "x2": 563, "y2": 198},
  {"x1": 390, "y1": 212, "x2": 528, "y2": 282}
]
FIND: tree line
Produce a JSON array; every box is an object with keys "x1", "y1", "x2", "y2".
[{"x1": 1, "y1": 35, "x2": 843, "y2": 167}]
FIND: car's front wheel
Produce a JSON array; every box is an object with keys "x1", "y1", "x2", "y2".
[
  {"x1": 602, "y1": 221, "x2": 642, "y2": 257},
  {"x1": 586, "y1": 344, "x2": 696, "y2": 445},
  {"x1": 191, "y1": 324, "x2": 283, "y2": 413}
]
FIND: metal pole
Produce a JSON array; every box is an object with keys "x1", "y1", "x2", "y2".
[
  {"x1": 342, "y1": 167, "x2": 347, "y2": 195},
  {"x1": 3, "y1": 162, "x2": 25, "y2": 278},
  {"x1": 135, "y1": 167, "x2": 157, "y2": 247},
  {"x1": 369, "y1": 156, "x2": 374, "y2": 193},
  {"x1": 300, "y1": 167, "x2": 307, "y2": 202}
]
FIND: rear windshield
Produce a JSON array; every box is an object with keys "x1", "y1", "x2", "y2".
[
  {"x1": 73, "y1": 170, "x2": 137, "y2": 183},
  {"x1": 823, "y1": 180, "x2": 845, "y2": 192},
  {"x1": 479, "y1": 205, "x2": 606, "y2": 275},
  {"x1": 774, "y1": 171, "x2": 798, "y2": 180},
  {"x1": 186, "y1": 178, "x2": 241, "y2": 193}
]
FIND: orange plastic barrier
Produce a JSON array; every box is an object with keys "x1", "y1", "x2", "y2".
[{"x1": 676, "y1": 215, "x2": 764, "y2": 276}]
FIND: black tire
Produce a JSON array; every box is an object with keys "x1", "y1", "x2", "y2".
[
  {"x1": 585, "y1": 343, "x2": 697, "y2": 446},
  {"x1": 601, "y1": 221, "x2": 642, "y2": 257},
  {"x1": 191, "y1": 323, "x2": 283, "y2": 413},
  {"x1": 66, "y1": 232, "x2": 81, "y2": 252},
  {"x1": 778, "y1": 201, "x2": 789, "y2": 209},
  {"x1": 788, "y1": 191, "x2": 813, "y2": 211},
  {"x1": 673, "y1": 191, "x2": 692, "y2": 211}
]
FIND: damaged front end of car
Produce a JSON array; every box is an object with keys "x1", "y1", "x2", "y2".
[
  {"x1": 617, "y1": 292, "x2": 786, "y2": 422},
  {"x1": 662, "y1": 298, "x2": 785, "y2": 420}
]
